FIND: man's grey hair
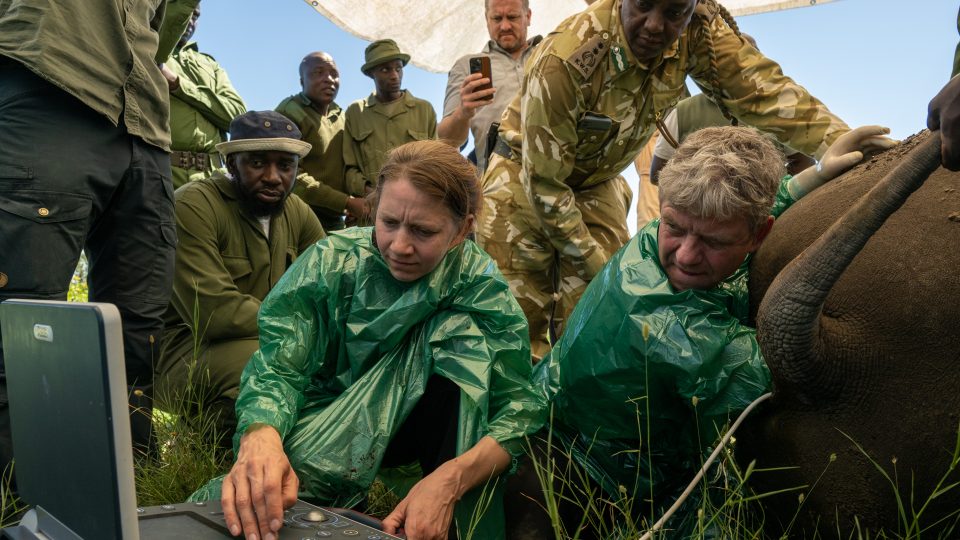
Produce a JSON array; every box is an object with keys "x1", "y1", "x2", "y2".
[
  {"x1": 485, "y1": 0, "x2": 530, "y2": 13},
  {"x1": 658, "y1": 126, "x2": 786, "y2": 232}
]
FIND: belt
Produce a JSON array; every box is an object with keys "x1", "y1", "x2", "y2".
[
  {"x1": 492, "y1": 136, "x2": 512, "y2": 159},
  {"x1": 170, "y1": 150, "x2": 220, "y2": 171}
]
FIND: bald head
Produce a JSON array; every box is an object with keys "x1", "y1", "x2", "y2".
[
  {"x1": 299, "y1": 52, "x2": 337, "y2": 79},
  {"x1": 299, "y1": 51, "x2": 340, "y2": 110}
]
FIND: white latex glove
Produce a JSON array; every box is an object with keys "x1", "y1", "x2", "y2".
[{"x1": 788, "y1": 125, "x2": 898, "y2": 199}]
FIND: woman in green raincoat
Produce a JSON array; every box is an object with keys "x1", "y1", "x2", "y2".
[{"x1": 201, "y1": 140, "x2": 544, "y2": 540}]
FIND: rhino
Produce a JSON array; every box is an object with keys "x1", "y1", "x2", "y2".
[{"x1": 741, "y1": 130, "x2": 960, "y2": 536}]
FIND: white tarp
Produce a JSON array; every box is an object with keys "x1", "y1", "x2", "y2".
[{"x1": 303, "y1": 0, "x2": 838, "y2": 72}]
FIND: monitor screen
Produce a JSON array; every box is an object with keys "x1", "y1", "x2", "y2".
[{"x1": 0, "y1": 300, "x2": 138, "y2": 540}]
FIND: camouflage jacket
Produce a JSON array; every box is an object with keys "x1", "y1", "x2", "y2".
[{"x1": 498, "y1": 0, "x2": 849, "y2": 273}]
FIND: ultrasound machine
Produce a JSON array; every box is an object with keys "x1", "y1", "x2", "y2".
[{"x1": 0, "y1": 300, "x2": 400, "y2": 539}]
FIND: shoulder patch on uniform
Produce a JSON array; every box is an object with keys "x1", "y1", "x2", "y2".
[{"x1": 568, "y1": 34, "x2": 607, "y2": 79}]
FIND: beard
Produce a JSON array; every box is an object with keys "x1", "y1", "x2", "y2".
[{"x1": 232, "y1": 178, "x2": 290, "y2": 218}]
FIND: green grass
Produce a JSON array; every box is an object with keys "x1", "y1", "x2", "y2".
[
  {"x1": 0, "y1": 463, "x2": 26, "y2": 529},
  {"x1": 520, "y1": 419, "x2": 960, "y2": 540},
  {"x1": 67, "y1": 253, "x2": 89, "y2": 302},
  {"x1": 134, "y1": 406, "x2": 233, "y2": 507}
]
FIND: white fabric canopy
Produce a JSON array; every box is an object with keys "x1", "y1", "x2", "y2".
[{"x1": 303, "y1": 0, "x2": 838, "y2": 72}]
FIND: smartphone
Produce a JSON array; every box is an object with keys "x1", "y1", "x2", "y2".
[{"x1": 468, "y1": 56, "x2": 493, "y2": 101}]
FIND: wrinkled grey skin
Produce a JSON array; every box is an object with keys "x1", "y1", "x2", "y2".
[{"x1": 741, "y1": 131, "x2": 960, "y2": 536}]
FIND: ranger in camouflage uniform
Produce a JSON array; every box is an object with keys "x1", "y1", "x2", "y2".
[{"x1": 480, "y1": 0, "x2": 851, "y2": 360}]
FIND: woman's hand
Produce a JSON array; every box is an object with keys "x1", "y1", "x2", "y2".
[
  {"x1": 381, "y1": 436, "x2": 511, "y2": 540},
  {"x1": 221, "y1": 424, "x2": 299, "y2": 540},
  {"x1": 381, "y1": 461, "x2": 462, "y2": 539},
  {"x1": 788, "y1": 125, "x2": 898, "y2": 199}
]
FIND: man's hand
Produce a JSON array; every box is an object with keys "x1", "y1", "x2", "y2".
[
  {"x1": 344, "y1": 196, "x2": 369, "y2": 223},
  {"x1": 457, "y1": 72, "x2": 496, "y2": 119},
  {"x1": 438, "y1": 72, "x2": 497, "y2": 147},
  {"x1": 221, "y1": 425, "x2": 298, "y2": 540},
  {"x1": 928, "y1": 75, "x2": 960, "y2": 171},
  {"x1": 381, "y1": 461, "x2": 462, "y2": 540},
  {"x1": 159, "y1": 63, "x2": 180, "y2": 92},
  {"x1": 788, "y1": 125, "x2": 898, "y2": 199}
]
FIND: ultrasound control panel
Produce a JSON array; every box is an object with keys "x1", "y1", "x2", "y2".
[{"x1": 138, "y1": 499, "x2": 403, "y2": 539}]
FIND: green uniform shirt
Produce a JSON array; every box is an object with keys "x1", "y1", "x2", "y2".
[
  {"x1": 0, "y1": 0, "x2": 199, "y2": 150},
  {"x1": 497, "y1": 0, "x2": 849, "y2": 278},
  {"x1": 276, "y1": 94, "x2": 350, "y2": 228},
  {"x1": 343, "y1": 90, "x2": 437, "y2": 193},
  {"x1": 162, "y1": 172, "x2": 324, "y2": 345},
  {"x1": 167, "y1": 42, "x2": 247, "y2": 188}
]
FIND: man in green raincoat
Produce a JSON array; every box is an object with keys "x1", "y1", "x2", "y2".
[{"x1": 505, "y1": 125, "x2": 895, "y2": 538}]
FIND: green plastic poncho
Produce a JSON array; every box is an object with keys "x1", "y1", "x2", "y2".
[
  {"x1": 191, "y1": 227, "x2": 543, "y2": 539},
  {"x1": 532, "y1": 178, "x2": 795, "y2": 522}
]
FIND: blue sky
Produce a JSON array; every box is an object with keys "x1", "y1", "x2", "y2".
[{"x1": 193, "y1": 0, "x2": 956, "y2": 232}]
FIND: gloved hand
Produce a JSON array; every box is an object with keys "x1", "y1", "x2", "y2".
[{"x1": 788, "y1": 125, "x2": 898, "y2": 199}]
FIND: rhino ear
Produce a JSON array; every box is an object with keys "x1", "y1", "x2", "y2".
[
  {"x1": 749, "y1": 216, "x2": 774, "y2": 253},
  {"x1": 756, "y1": 132, "x2": 940, "y2": 401}
]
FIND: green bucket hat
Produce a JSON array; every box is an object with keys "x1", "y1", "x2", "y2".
[{"x1": 361, "y1": 39, "x2": 410, "y2": 75}]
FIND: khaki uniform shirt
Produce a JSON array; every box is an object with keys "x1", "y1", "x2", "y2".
[
  {"x1": 162, "y1": 173, "x2": 325, "y2": 343},
  {"x1": 343, "y1": 91, "x2": 437, "y2": 193},
  {"x1": 276, "y1": 94, "x2": 350, "y2": 227},
  {"x1": 442, "y1": 36, "x2": 541, "y2": 171},
  {"x1": 498, "y1": 0, "x2": 849, "y2": 274},
  {"x1": 0, "y1": 0, "x2": 199, "y2": 150}
]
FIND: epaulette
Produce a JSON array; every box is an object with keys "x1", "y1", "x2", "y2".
[
  {"x1": 568, "y1": 34, "x2": 608, "y2": 79},
  {"x1": 276, "y1": 98, "x2": 307, "y2": 125}
]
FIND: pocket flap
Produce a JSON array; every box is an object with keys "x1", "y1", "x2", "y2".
[
  {"x1": 0, "y1": 190, "x2": 92, "y2": 224},
  {"x1": 351, "y1": 126, "x2": 374, "y2": 142},
  {"x1": 406, "y1": 128, "x2": 429, "y2": 141}
]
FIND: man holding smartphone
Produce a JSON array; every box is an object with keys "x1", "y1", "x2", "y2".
[{"x1": 438, "y1": 0, "x2": 541, "y2": 172}]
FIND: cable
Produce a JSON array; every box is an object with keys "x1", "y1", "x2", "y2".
[{"x1": 636, "y1": 391, "x2": 773, "y2": 540}]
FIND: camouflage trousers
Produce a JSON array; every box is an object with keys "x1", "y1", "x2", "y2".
[{"x1": 478, "y1": 154, "x2": 632, "y2": 361}]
